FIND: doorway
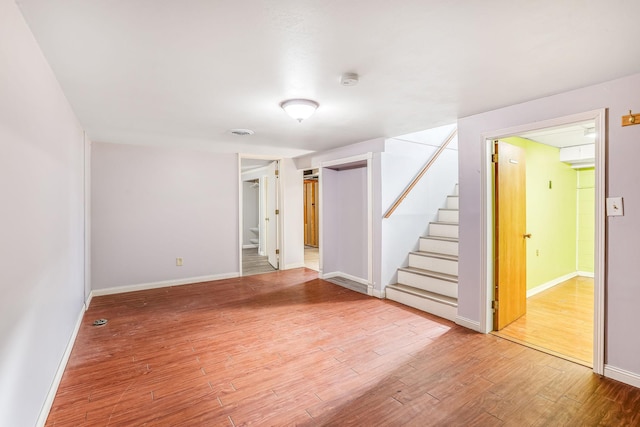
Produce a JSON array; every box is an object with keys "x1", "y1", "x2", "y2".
[
  {"x1": 303, "y1": 169, "x2": 319, "y2": 271},
  {"x1": 482, "y1": 109, "x2": 605, "y2": 374},
  {"x1": 240, "y1": 157, "x2": 280, "y2": 276}
]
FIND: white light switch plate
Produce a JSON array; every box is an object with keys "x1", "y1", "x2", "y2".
[{"x1": 606, "y1": 197, "x2": 624, "y2": 216}]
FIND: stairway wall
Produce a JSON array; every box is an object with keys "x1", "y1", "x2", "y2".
[{"x1": 381, "y1": 128, "x2": 459, "y2": 289}]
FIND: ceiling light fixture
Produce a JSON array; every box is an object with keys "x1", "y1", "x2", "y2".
[
  {"x1": 281, "y1": 99, "x2": 319, "y2": 123},
  {"x1": 584, "y1": 128, "x2": 596, "y2": 138}
]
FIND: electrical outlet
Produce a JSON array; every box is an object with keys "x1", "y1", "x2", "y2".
[{"x1": 176, "y1": 257, "x2": 183, "y2": 266}]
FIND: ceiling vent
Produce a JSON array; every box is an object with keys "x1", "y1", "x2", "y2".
[{"x1": 230, "y1": 128, "x2": 255, "y2": 136}]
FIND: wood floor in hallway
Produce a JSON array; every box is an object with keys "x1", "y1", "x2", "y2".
[
  {"x1": 46, "y1": 269, "x2": 639, "y2": 426},
  {"x1": 493, "y1": 276, "x2": 593, "y2": 366}
]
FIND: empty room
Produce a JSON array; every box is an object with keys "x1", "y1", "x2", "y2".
[{"x1": 3, "y1": 1, "x2": 640, "y2": 425}]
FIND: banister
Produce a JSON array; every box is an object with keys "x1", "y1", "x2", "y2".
[{"x1": 383, "y1": 128, "x2": 458, "y2": 219}]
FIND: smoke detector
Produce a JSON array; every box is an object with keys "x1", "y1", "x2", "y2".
[
  {"x1": 339, "y1": 72, "x2": 359, "y2": 86},
  {"x1": 230, "y1": 128, "x2": 255, "y2": 136}
]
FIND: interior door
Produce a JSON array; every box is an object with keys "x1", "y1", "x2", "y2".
[
  {"x1": 265, "y1": 161, "x2": 279, "y2": 269},
  {"x1": 494, "y1": 140, "x2": 527, "y2": 330},
  {"x1": 303, "y1": 179, "x2": 318, "y2": 246}
]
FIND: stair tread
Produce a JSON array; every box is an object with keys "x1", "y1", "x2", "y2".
[
  {"x1": 439, "y1": 208, "x2": 459, "y2": 212},
  {"x1": 398, "y1": 266, "x2": 458, "y2": 282},
  {"x1": 430, "y1": 221, "x2": 459, "y2": 225},
  {"x1": 421, "y1": 236, "x2": 458, "y2": 242},
  {"x1": 387, "y1": 284, "x2": 458, "y2": 306},
  {"x1": 409, "y1": 251, "x2": 458, "y2": 261}
]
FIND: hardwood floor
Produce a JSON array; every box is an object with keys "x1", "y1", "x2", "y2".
[
  {"x1": 493, "y1": 276, "x2": 593, "y2": 366},
  {"x1": 304, "y1": 246, "x2": 319, "y2": 271},
  {"x1": 241, "y1": 248, "x2": 276, "y2": 276},
  {"x1": 46, "y1": 270, "x2": 640, "y2": 426}
]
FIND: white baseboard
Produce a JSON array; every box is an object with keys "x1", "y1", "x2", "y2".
[
  {"x1": 84, "y1": 292, "x2": 93, "y2": 311},
  {"x1": 604, "y1": 365, "x2": 640, "y2": 389},
  {"x1": 242, "y1": 244, "x2": 258, "y2": 249},
  {"x1": 321, "y1": 271, "x2": 370, "y2": 287},
  {"x1": 527, "y1": 272, "x2": 578, "y2": 298},
  {"x1": 91, "y1": 272, "x2": 240, "y2": 297},
  {"x1": 577, "y1": 271, "x2": 595, "y2": 278},
  {"x1": 36, "y1": 306, "x2": 85, "y2": 427},
  {"x1": 455, "y1": 315, "x2": 482, "y2": 332},
  {"x1": 283, "y1": 262, "x2": 306, "y2": 270},
  {"x1": 372, "y1": 288, "x2": 385, "y2": 299}
]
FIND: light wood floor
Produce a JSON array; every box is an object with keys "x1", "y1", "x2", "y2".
[
  {"x1": 304, "y1": 246, "x2": 319, "y2": 271},
  {"x1": 46, "y1": 270, "x2": 640, "y2": 426},
  {"x1": 494, "y1": 276, "x2": 593, "y2": 366},
  {"x1": 241, "y1": 247, "x2": 276, "y2": 276}
]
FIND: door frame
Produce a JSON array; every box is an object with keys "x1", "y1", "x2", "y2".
[
  {"x1": 238, "y1": 154, "x2": 282, "y2": 275},
  {"x1": 479, "y1": 109, "x2": 606, "y2": 375}
]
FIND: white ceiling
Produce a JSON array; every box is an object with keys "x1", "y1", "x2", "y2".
[
  {"x1": 518, "y1": 120, "x2": 595, "y2": 148},
  {"x1": 15, "y1": 0, "x2": 640, "y2": 157}
]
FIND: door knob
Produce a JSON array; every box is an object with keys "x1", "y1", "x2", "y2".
[{"x1": 524, "y1": 233, "x2": 532, "y2": 239}]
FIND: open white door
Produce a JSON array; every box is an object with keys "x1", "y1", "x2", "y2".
[{"x1": 265, "y1": 160, "x2": 279, "y2": 269}]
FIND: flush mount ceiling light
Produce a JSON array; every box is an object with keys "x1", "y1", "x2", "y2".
[
  {"x1": 280, "y1": 99, "x2": 319, "y2": 123},
  {"x1": 584, "y1": 128, "x2": 596, "y2": 138}
]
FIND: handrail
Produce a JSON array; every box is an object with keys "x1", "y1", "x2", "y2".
[{"x1": 383, "y1": 128, "x2": 458, "y2": 219}]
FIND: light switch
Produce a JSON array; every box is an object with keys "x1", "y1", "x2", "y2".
[{"x1": 606, "y1": 197, "x2": 624, "y2": 217}]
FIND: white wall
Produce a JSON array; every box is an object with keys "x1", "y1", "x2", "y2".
[
  {"x1": 458, "y1": 73, "x2": 640, "y2": 378},
  {"x1": 0, "y1": 1, "x2": 86, "y2": 425},
  {"x1": 91, "y1": 143, "x2": 239, "y2": 290},
  {"x1": 280, "y1": 158, "x2": 304, "y2": 269},
  {"x1": 322, "y1": 166, "x2": 369, "y2": 280},
  {"x1": 381, "y1": 130, "x2": 458, "y2": 288},
  {"x1": 242, "y1": 181, "x2": 259, "y2": 247}
]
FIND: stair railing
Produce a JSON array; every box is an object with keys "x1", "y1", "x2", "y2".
[{"x1": 383, "y1": 128, "x2": 458, "y2": 219}]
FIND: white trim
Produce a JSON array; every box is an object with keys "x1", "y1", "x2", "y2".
[
  {"x1": 91, "y1": 273, "x2": 239, "y2": 297},
  {"x1": 321, "y1": 271, "x2": 371, "y2": 287},
  {"x1": 36, "y1": 307, "x2": 85, "y2": 427},
  {"x1": 604, "y1": 365, "x2": 640, "y2": 389},
  {"x1": 527, "y1": 272, "x2": 578, "y2": 298},
  {"x1": 242, "y1": 244, "x2": 258, "y2": 249},
  {"x1": 283, "y1": 262, "x2": 306, "y2": 270},
  {"x1": 372, "y1": 288, "x2": 385, "y2": 299},
  {"x1": 84, "y1": 292, "x2": 93, "y2": 311},
  {"x1": 480, "y1": 108, "x2": 606, "y2": 375},
  {"x1": 455, "y1": 315, "x2": 482, "y2": 332},
  {"x1": 320, "y1": 152, "x2": 373, "y2": 168},
  {"x1": 577, "y1": 271, "x2": 595, "y2": 278}
]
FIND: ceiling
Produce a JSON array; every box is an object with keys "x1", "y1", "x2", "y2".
[
  {"x1": 15, "y1": 1, "x2": 640, "y2": 157},
  {"x1": 518, "y1": 120, "x2": 595, "y2": 148}
]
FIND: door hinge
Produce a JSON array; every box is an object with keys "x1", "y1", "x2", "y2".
[
  {"x1": 275, "y1": 169, "x2": 279, "y2": 176},
  {"x1": 275, "y1": 209, "x2": 279, "y2": 215},
  {"x1": 491, "y1": 300, "x2": 498, "y2": 312},
  {"x1": 275, "y1": 249, "x2": 280, "y2": 255},
  {"x1": 492, "y1": 153, "x2": 499, "y2": 163}
]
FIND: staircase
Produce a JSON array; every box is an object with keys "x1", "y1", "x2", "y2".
[{"x1": 386, "y1": 185, "x2": 459, "y2": 321}]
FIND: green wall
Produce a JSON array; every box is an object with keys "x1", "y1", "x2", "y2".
[
  {"x1": 503, "y1": 137, "x2": 577, "y2": 290},
  {"x1": 577, "y1": 168, "x2": 595, "y2": 273}
]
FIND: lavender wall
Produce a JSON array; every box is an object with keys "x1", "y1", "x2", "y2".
[
  {"x1": 458, "y1": 73, "x2": 640, "y2": 377},
  {"x1": 0, "y1": 0, "x2": 86, "y2": 424},
  {"x1": 91, "y1": 143, "x2": 239, "y2": 289},
  {"x1": 321, "y1": 166, "x2": 368, "y2": 280}
]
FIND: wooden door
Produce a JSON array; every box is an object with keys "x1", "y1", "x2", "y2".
[
  {"x1": 494, "y1": 140, "x2": 527, "y2": 330},
  {"x1": 303, "y1": 179, "x2": 318, "y2": 246}
]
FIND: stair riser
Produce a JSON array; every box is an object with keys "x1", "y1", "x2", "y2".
[
  {"x1": 386, "y1": 288, "x2": 457, "y2": 322},
  {"x1": 438, "y1": 209, "x2": 459, "y2": 223},
  {"x1": 419, "y1": 238, "x2": 458, "y2": 256},
  {"x1": 446, "y1": 196, "x2": 459, "y2": 209},
  {"x1": 397, "y1": 270, "x2": 458, "y2": 298},
  {"x1": 409, "y1": 254, "x2": 458, "y2": 276},
  {"x1": 429, "y1": 223, "x2": 459, "y2": 238}
]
